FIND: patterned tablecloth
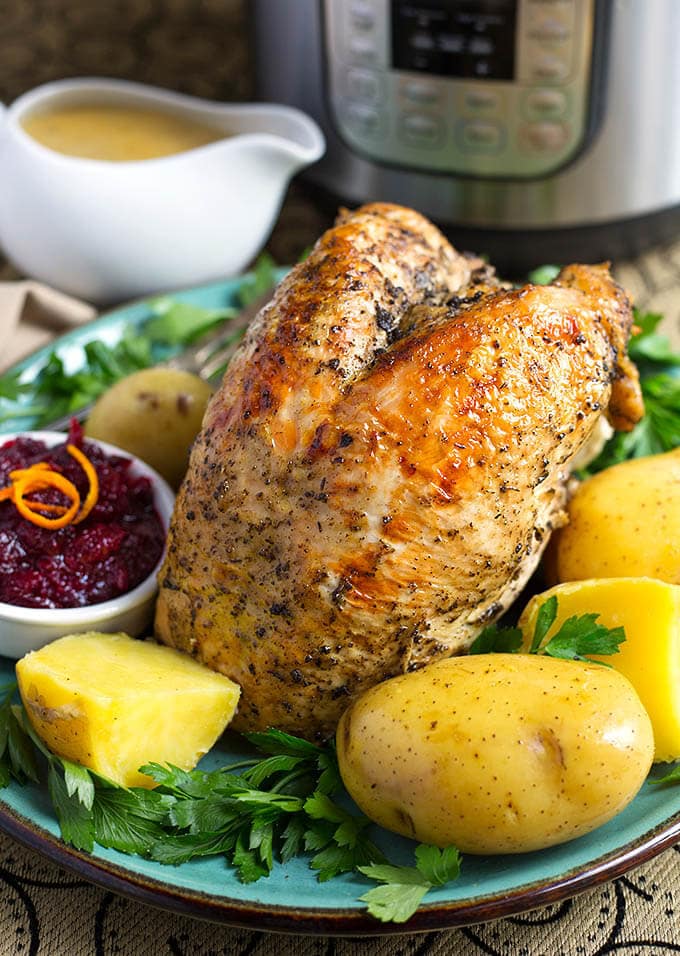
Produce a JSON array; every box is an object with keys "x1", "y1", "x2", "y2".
[{"x1": 2, "y1": 0, "x2": 680, "y2": 952}]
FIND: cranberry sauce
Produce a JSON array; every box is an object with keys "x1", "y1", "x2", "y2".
[{"x1": 0, "y1": 422, "x2": 165, "y2": 609}]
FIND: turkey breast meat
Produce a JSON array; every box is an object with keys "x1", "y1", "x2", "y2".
[{"x1": 155, "y1": 202, "x2": 643, "y2": 740}]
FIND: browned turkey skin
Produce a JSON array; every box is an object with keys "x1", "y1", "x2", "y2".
[{"x1": 155, "y1": 203, "x2": 643, "y2": 740}]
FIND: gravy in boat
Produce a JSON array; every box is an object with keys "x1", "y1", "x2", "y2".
[{"x1": 21, "y1": 103, "x2": 225, "y2": 161}]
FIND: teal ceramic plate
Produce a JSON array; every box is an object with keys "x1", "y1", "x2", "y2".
[{"x1": 0, "y1": 277, "x2": 679, "y2": 935}]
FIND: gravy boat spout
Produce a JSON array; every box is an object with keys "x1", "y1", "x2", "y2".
[
  {"x1": 211, "y1": 101, "x2": 326, "y2": 175},
  {"x1": 0, "y1": 79, "x2": 326, "y2": 303}
]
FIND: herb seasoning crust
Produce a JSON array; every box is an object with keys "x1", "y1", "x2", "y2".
[{"x1": 154, "y1": 202, "x2": 643, "y2": 740}]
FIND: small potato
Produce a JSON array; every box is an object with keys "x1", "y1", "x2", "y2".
[
  {"x1": 85, "y1": 367, "x2": 212, "y2": 489},
  {"x1": 519, "y1": 578, "x2": 680, "y2": 763},
  {"x1": 336, "y1": 654, "x2": 653, "y2": 855},
  {"x1": 548, "y1": 448, "x2": 680, "y2": 585}
]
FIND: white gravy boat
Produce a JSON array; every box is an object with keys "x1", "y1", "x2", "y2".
[{"x1": 0, "y1": 78, "x2": 325, "y2": 303}]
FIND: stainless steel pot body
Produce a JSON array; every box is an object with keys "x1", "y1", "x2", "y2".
[{"x1": 253, "y1": 0, "x2": 680, "y2": 255}]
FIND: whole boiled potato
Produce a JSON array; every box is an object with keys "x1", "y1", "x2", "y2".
[
  {"x1": 548, "y1": 448, "x2": 680, "y2": 585},
  {"x1": 85, "y1": 367, "x2": 212, "y2": 489},
  {"x1": 519, "y1": 577, "x2": 680, "y2": 763},
  {"x1": 336, "y1": 654, "x2": 653, "y2": 854}
]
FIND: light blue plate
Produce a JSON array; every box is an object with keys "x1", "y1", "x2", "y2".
[{"x1": 0, "y1": 276, "x2": 678, "y2": 935}]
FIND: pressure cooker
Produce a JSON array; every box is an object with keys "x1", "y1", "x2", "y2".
[{"x1": 253, "y1": 0, "x2": 680, "y2": 271}]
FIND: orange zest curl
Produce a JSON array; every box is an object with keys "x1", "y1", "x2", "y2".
[
  {"x1": 66, "y1": 443, "x2": 99, "y2": 524},
  {"x1": 0, "y1": 444, "x2": 100, "y2": 529}
]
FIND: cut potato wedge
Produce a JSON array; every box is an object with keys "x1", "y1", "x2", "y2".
[
  {"x1": 16, "y1": 632, "x2": 240, "y2": 787},
  {"x1": 519, "y1": 578, "x2": 680, "y2": 763}
]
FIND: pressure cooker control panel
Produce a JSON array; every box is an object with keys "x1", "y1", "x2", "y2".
[{"x1": 323, "y1": 0, "x2": 602, "y2": 178}]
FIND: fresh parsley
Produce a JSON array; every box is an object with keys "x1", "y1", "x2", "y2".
[
  {"x1": 0, "y1": 253, "x2": 279, "y2": 429},
  {"x1": 470, "y1": 594, "x2": 625, "y2": 665},
  {"x1": 581, "y1": 307, "x2": 680, "y2": 475},
  {"x1": 0, "y1": 685, "x2": 39, "y2": 787},
  {"x1": 468, "y1": 623, "x2": 523, "y2": 654},
  {"x1": 358, "y1": 845, "x2": 462, "y2": 923},
  {"x1": 0, "y1": 689, "x2": 462, "y2": 923},
  {"x1": 649, "y1": 764, "x2": 680, "y2": 787},
  {"x1": 527, "y1": 264, "x2": 560, "y2": 286}
]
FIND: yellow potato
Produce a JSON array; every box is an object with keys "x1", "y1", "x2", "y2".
[
  {"x1": 336, "y1": 654, "x2": 653, "y2": 854},
  {"x1": 85, "y1": 367, "x2": 213, "y2": 489},
  {"x1": 16, "y1": 632, "x2": 240, "y2": 788},
  {"x1": 519, "y1": 578, "x2": 680, "y2": 763},
  {"x1": 549, "y1": 448, "x2": 680, "y2": 585}
]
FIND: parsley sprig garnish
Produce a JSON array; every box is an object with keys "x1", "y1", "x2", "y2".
[
  {"x1": 0, "y1": 254, "x2": 279, "y2": 428},
  {"x1": 358, "y1": 845, "x2": 461, "y2": 923},
  {"x1": 582, "y1": 308, "x2": 680, "y2": 474},
  {"x1": 0, "y1": 687, "x2": 461, "y2": 923},
  {"x1": 469, "y1": 594, "x2": 625, "y2": 665},
  {"x1": 650, "y1": 764, "x2": 680, "y2": 787},
  {"x1": 0, "y1": 684, "x2": 40, "y2": 787}
]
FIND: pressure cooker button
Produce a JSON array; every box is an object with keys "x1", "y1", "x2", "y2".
[
  {"x1": 400, "y1": 81, "x2": 441, "y2": 106},
  {"x1": 400, "y1": 113, "x2": 445, "y2": 147},
  {"x1": 348, "y1": 34, "x2": 379, "y2": 63},
  {"x1": 529, "y1": 17, "x2": 571, "y2": 42},
  {"x1": 346, "y1": 68, "x2": 381, "y2": 103},
  {"x1": 345, "y1": 104, "x2": 382, "y2": 136},
  {"x1": 349, "y1": 0, "x2": 376, "y2": 29},
  {"x1": 458, "y1": 120, "x2": 503, "y2": 152},
  {"x1": 530, "y1": 54, "x2": 570, "y2": 83},
  {"x1": 464, "y1": 89, "x2": 501, "y2": 113},
  {"x1": 520, "y1": 121, "x2": 570, "y2": 152},
  {"x1": 524, "y1": 89, "x2": 568, "y2": 120}
]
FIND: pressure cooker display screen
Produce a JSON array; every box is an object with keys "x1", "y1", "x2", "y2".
[{"x1": 391, "y1": 0, "x2": 517, "y2": 80}]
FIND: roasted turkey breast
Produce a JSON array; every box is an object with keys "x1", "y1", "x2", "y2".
[{"x1": 155, "y1": 203, "x2": 643, "y2": 740}]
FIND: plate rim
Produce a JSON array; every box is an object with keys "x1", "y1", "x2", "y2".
[
  {"x1": 1, "y1": 789, "x2": 679, "y2": 936},
  {"x1": 1, "y1": 275, "x2": 679, "y2": 935}
]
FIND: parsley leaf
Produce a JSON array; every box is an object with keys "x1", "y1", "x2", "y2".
[
  {"x1": 541, "y1": 614, "x2": 625, "y2": 664},
  {"x1": 232, "y1": 830, "x2": 270, "y2": 883},
  {"x1": 471, "y1": 595, "x2": 625, "y2": 665},
  {"x1": 0, "y1": 370, "x2": 28, "y2": 402},
  {"x1": 628, "y1": 310, "x2": 680, "y2": 367},
  {"x1": 280, "y1": 816, "x2": 306, "y2": 862},
  {"x1": 92, "y1": 787, "x2": 170, "y2": 854},
  {"x1": 358, "y1": 845, "x2": 461, "y2": 923},
  {"x1": 523, "y1": 598, "x2": 625, "y2": 666},
  {"x1": 582, "y1": 307, "x2": 680, "y2": 475},
  {"x1": 468, "y1": 624, "x2": 523, "y2": 654},
  {"x1": 649, "y1": 764, "x2": 680, "y2": 787},
  {"x1": 527, "y1": 264, "x2": 560, "y2": 286},
  {"x1": 61, "y1": 758, "x2": 95, "y2": 810},
  {"x1": 143, "y1": 299, "x2": 237, "y2": 346},
  {"x1": 304, "y1": 792, "x2": 385, "y2": 880},
  {"x1": 237, "y1": 252, "x2": 278, "y2": 306},
  {"x1": 530, "y1": 594, "x2": 558, "y2": 653},
  {"x1": 0, "y1": 698, "x2": 40, "y2": 784},
  {"x1": 415, "y1": 844, "x2": 462, "y2": 886},
  {"x1": 243, "y1": 727, "x2": 321, "y2": 758},
  {"x1": 47, "y1": 761, "x2": 95, "y2": 851}
]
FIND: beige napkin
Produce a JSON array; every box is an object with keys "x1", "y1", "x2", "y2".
[{"x1": 0, "y1": 281, "x2": 97, "y2": 374}]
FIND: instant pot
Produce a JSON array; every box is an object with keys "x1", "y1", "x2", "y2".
[{"x1": 253, "y1": 0, "x2": 680, "y2": 272}]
